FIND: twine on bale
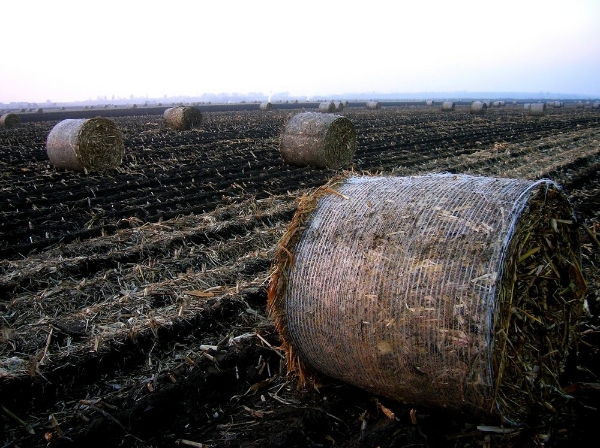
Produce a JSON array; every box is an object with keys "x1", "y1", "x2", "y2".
[
  {"x1": 46, "y1": 118, "x2": 124, "y2": 173},
  {"x1": 268, "y1": 173, "x2": 585, "y2": 424},
  {"x1": 0, "y1": 113, "x2": 20, "y2": 129},
  {"x1": 164, "y1": 106, "x2": 202, "y2": 130},
  {"x1": 279, "y1": 112, "x2": 356, "y2": 169}
]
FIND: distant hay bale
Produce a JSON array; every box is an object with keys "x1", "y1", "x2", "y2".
[
  {"x1": 523, "y1": 103, "x2": 531, "y2": 111},
  {"x1": 576, "y1": 101, "x2": 584, "y2": 109},
  {"x1": 0, "y1": 113, "x2": 21, "y2": 129},
  {"x1": 366, "y1": 101, "x2": 381, "y2": 110},
  {"x1": 279, "y1": 112, "x2": 356, "y2": 169},
  {"x1": 554, "y1": 101, "x2": 564, "y2": 108},
  {"x1": 163, "y1": 106, "x2": 202, "y2": 131},
  {"x1": 259, "y1": 102, "x2": 273, "y2": 111},
  {"x1": 426, "y1": 100, "x2": 434, "y2": 106},
  {"x1": 529, "y1": 102, "x2": 546, "y2": 116},
  {"x1": 441, "y1": 101, "x2": 455, "y2": 111},
  {"x1": 470, "y1": 101, "x2": 487, "y2": 115},
  {"x1": 492, "y1": 101, "x2": 501, "y2": 107},
  {"x1": 36, "y1": 108, "x2": 43, "y2": 113},
  {"x1": 334, "y1": 101, "x2": 344, "y2": 112},
  {"x1": 592, "y1": 102, "x2": 600, "y2": 110},
  {"x1": 46, "y1": 118, "x2": 124, "y2": 173},
  {"x1": 318, "y1": 101, "x2": 336, "y2": 113},
  {"x1": 483, "y1": 101, "x2": 492, "y2": 108},
  {"x1": 269, "y1": 173, "x2": 585, "y2": 423}
]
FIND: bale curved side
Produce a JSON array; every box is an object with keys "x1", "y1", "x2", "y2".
[
  {"x1": 269, "y1": 174, "x2": 584, "y2": 423},
  {"x1": 46, "y1": 118, "x2": 124, "y2": 172},
  {"x1": 366, "y1": 101, "x2": 381, "y2": 110},
  {"x1": 470, "y1": 101, "x2": 487, "y2": 115},
  {"x1": 279, "y1": 112, "x2": 356, "y2": 169},
  {"x1": 441, "y1": 101, "x2": 455, "y2": 111},
  {"x1": 0, "y1": 113, "x2": 20, "y2": 129},
  {"x1": 164, "y1": 106, "x2": 202, "y2": 130}
]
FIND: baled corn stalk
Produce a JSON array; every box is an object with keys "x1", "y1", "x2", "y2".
[
  {"x1": 529, "y1": 103, "x2": 546, "y2": 116},
  {"x1": 441, "y1": 101, "x2": 455, "y2": 111},
  {"x1": 318, "y1": 102, "x2": 336, "y2": 113},
  {"x1": 366, "y1": 101, "x2": 381, "y2": 110},
  {"x1": 470, "y1": 101, "x2": 487, "y2": 115},
  {"x1": 164, "y1": 106, "x2": 202, "y2": 130},
  {"x1": 269, "y1": 174, "x2": 585, "y2": 424},
  {"x1": 279, "y1": 112, "x2": 356, "y2": 169},
  {"x1": 46, "y1": 118, "x2": 124, "y2": 172},
  {"x1": 0, "y1": 113, "x2": 20, "y2": 129}
]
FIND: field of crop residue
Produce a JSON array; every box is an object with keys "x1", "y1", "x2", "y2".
[{"x1": 1, "y1": 105, "x2": 599, "y2": 447}]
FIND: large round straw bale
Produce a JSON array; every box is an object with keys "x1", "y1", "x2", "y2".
[
  {"x1": 46, "y1": 118, "x2": 124, "y2": 172},
  {"x1": 492, "y1": 101, "x2": 501, "y2": 107},
  {"x1": 0, "y1": 113, "x2": 21, "y2": 129},
  {"x1": 318, "y1": 102, "x2": 336, "y2": 113},
  {"x1": 470, "y1": 101, "x2": 487, "y2": 115},
  {"x1": 163, "y1": 106, "x2": 202, "y2": 130},
  {"x1": 279, "y1": 112, "x2": 356, "y2": 169},
  {"x1": 576, "y1": 101, "x2": 584, "y2": 109},
  {"x1": 441, "y1": 101, "x2": 455, "y2": 111},
  {"x1": 529, "y1": 102, "x2": 546, "y2": 116},
  {"x1": 366, "y1": 101, "x2": 381, "y2": 110},
  {"x1": 592, "y1": 102, "x2": 600, "y2": 110},
  {"x1": 269, "y1": 174, "x2": 585, "y2": 423},
  {"x1": 334, "y1": 101, "x2": 344, "y2": 112},
  {"x1": 426, "y1": 100, "x2": 434, "y2": 106},
  {"x1": 259, "y1": 102, "x2": 273, "y2": 111}
]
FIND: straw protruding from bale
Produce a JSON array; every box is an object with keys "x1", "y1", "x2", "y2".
[
  {"x1": 269, "y1": 173, "x2": 585, "y2": 423},
  {"x1": 0, "y1": 113, "x2": 21, "y2": 129},
  {"x1": 164, "y1": 106, "x2": 202, "y2": 130},
  {"x1": 529, "y1": 102, "x2": 546, "y2": 116},
  {"x1": 259, "y1": 102, "x2": 273, "y2": 111},
  {"x1": 318, "y1": 102, "x2": 335, "y2": 113},
  {"x1": 470, "y1": 101, "x2": 487, "y2": 115},
  {"x1": 279, "y1": 112, "x2": 356, "y2": 169},
  {"x1": 366, "y1": 101, "x2": 381, "y2": 110},
  {"x1": 46, "y1": 118, "x2": 124, "y2": 172},
  {"x1": 441, "y1": 101, "x2": 455, "y2": 111}
]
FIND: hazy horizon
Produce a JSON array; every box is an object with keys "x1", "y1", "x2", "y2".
[{"x1": 2, "y1": 1, "x2": 599, "y2": 104}]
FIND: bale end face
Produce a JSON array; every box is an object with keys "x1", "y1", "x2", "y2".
[
  {"x1": 279, "y1": 112, "x2": 356, "y2": 169},
  {"x1": 46, "y1": 118, "x2": 124, "y2": 172}
]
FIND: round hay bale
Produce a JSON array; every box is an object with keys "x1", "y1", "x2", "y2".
[
  {"x1": 279, "y1": 112, "x2": 356, "y2": 169},
  {"x1": 492, "y1": 101, "x2": 501, "y2": 107},
  {"x1": 576, "y1": 101, "x2": 584, "y2": 109},
  {"x1": 592, "y1": 101, "x2": 600, "y2": 110},
  {"x1": 523, "y1": 103, "x2": 531, "y2": 111},
  {"x1": 269, "y1": 174, "x2": 585, "y2": 423},
  {"x1": 483, "y1": 101, "x2": 492, "y2": 108},
  {"x1": 46, "y1": 118, "x2": 124, "y2": 173},
  {"x1": 470, "y1": 101, "x2": 487, "y2": 115},
  {"x1": 163, "y1": 106, "x2": 202, "y2": 131},
  {"x1": 0, "y1": 113, "x2": 21, "y2": 129},
  {"x1": 334, "y1": 101, "x2": 344, "y2": 112},
  {"x1": 36, "y1": 108, "x2": 43, "y2": 113},
  {"x1": 318, "y1": 101, "x2": 336, "y2": 113},
  {"x1": 366, "y1": 101, "x2": 381, "y2": 110},
  {"x1": 529, "y1": 102, "x2": 546, "y2": 116},
  {"x1": 441, "y1": 101, "x2": 455, "y2": 111},
  {"x1": 259, "y1": 102, "x2": 273, "y2": 111},
  {"x1": 426, "y1": 100, "x2": 434, "y2": 106}
]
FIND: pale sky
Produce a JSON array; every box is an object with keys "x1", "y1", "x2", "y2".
[{"x1": 1, "y1": 0, "x2": 599, "y2": 103}]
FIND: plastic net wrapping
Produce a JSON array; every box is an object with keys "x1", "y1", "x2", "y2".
[{"x1": 269, "y1": 173, "x2": 585, "y2": 423}]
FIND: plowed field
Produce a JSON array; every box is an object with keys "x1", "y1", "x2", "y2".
[{"x1": 1, "y1": 105, "x2": 599, "y2": 447}]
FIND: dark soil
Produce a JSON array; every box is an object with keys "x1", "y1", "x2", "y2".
[{"x1": 1, "y1": 105, "x2": 599, "y2": 447}]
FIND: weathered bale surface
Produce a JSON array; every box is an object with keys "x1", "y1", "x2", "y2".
[
  {"x1": 0, "y1": 113, "x2": 20, "y2": 129},
  {"x1": 259, "y1": 102, "x2": 273, "y2": 111},
  {"x1": 318, "y1": 102, "x2": 335, "y2": 113},
  {"x1": 269, "y1": 174, "x2": 585, "y2": 423},
  {"x1": 366, "y1": 101, "x2": 381, "y2": 110},
  {"x1": 441, "y1": 101, "x2": 455, "y2": 111},
  {"x1": 46, "y1": 118, "x2": 124, "y2": 172},
  {"x1": 470, "y1": 101, "x2": 487, "y2": 115},
  {"x1": 164, "y1": 106, "x2": 202, "y2": 130},
  {"x1": 529, "y1": 102, "x2": 546, "y2": 116},
  {"x1": 279, "y1": 112, "x2": 356, "y2": 169}
]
